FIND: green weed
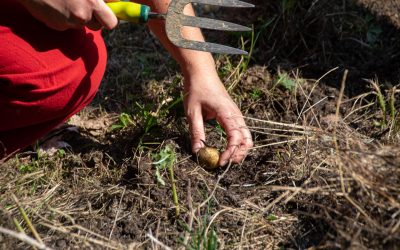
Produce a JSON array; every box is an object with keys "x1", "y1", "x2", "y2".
[
  {"x1": 135, "y1": 102, "x2": 158, "y2": 134},
  {"x1": 215, "y1": 122, "x2": 226, "y2": 140},
  {"x1": 152, "y1": 145, "x2": 180, "y2": 216},
  {"x1": 18, "y1": 162, "x2": 39, "y2": 174},
  {"x1": 11, "y1": 194, "x2": 43, "y2": 244},
  {"x1": 266, "y1": 213, "x2": 278, "y2": 221},
  {"x1": 371, "y1": 81, "x2": 387, "y2": 127},
  {"x1": 275, "y1": 71, "x2": 297, "y2": 92},
  {"x1": 186, "y1": 190, "x2": 219, "y2": 250},
  {"x1": 250, "y1": 88, "x2": 263, "y2": 100},
  {"x1": 111, "y1": 112, "x2": 135, "y2": 131},
  {"x1": 186, "y1": 218, "x2": 219, "y2": 250},
  {"x1": 204, "y1": 229, "x2": 218, "y2": 250},
  {"x1": 135, "y1": 91, "x2": 183, "y2": 134},
  {"x1": 370, "y1": 81, "x2": 400, "y2": 132},
  {"x1": 57, "y1": 149, "x2": 66, "y2": 158},
  {"x1": 389, "y1": 87, "x2": 400, "y2": 133}
]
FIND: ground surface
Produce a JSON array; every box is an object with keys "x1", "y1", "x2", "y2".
[{"x1": 1, "y1": 0, "x2": 399, "y2": 249}]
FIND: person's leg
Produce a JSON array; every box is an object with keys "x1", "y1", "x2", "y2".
[{"x1": 0, "y1": 1, "x2": 107, "y2": 159}]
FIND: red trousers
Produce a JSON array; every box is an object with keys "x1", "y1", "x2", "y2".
[{"x1": 0, "y1": 1, "x2": 107, "y2": 159}]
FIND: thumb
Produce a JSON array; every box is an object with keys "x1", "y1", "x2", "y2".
[
  {"x1": 95, "y1": 0, "x2": 119, "y2": 30},
  {"x1": 187, "y1": 108, "x2": 206, "y2": 153}
]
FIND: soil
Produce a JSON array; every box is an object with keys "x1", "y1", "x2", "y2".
[
  {"x1": 359, "y1": 0, "x2": 400, "y2": 27},
  {"x1": 242, "y1": 0, "x2": 400, "y2": 95},
  {"x1": 1, "y1": 0, "x2": 399, "y2": 249}
]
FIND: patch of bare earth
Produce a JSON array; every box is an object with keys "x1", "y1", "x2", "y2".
[{"x1": 358, "y1": 0, "x2": 400, "y2": 27}]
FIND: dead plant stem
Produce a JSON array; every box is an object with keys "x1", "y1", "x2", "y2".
[
  {"x1": 11, "y1": 194, "x2": 44, "y2": 245},
  {"x1": 334, "y1": 69, "x2": 348, "y2": 194},
  {"x1": 109, "y1": 186, "x2": 126, "y2": 241},
  {"x1": 0, "y1": 227, "x2": 52, "y2": 250}
]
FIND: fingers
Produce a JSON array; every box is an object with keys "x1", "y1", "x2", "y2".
[
  {"x1": 59, "y1": 0, "x2": 118, "y2": 31},
  {"x1": 86, "y1": 18, "x2": 103, "y2": 31},
  {"x1": 94, "y1": 0, "x2": 119, "y2": 30},
  {"x1": 187, "y1": 107, "x2": 206, "y2": 153},
  {"x1": 237, "y1": 124, "x2": 254, "y2": 161},
  {"x1": 79, "y1": 0, "x2": 119, "y2": 30},
  {"x1": 218, "y1": 113, "x2": 253, "y2": 166}
]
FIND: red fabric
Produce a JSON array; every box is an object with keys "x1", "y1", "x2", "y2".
[{"x1": 0, "y1": 1, "x2": 107, "y2": 158}]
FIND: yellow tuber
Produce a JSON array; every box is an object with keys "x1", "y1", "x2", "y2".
[{"x1": 198, "y1": 147, "x2": 220, "y2": 170}]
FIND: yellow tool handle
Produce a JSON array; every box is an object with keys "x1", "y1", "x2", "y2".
[{"x1": 106, "y1": 1, "x2": 150, "y2": 23}]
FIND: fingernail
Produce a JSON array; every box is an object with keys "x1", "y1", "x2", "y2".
[
  {"x1": 220, "y1": 160, "x2": 228, "y2": 167},
  {"x1": 193, "y1": 143, "x2": 202, "y2": 153}
]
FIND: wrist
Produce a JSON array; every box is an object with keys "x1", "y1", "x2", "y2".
[
  {"x1": 182, "y1": 68, "x2": 226, "y2": 95},
  {"x1": 180, "y1": 54, "x2": 217, "y2": 78}
]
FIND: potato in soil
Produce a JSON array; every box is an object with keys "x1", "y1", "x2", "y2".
[{"x1": 198, "y1": 147, "x2": 220, "y2": 170}]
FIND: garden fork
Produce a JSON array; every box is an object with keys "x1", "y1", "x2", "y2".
[{"x1": 107, "y1": 0, "x2": 254, "y2": 55}]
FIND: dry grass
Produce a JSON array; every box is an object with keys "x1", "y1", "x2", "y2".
[
  {"x1": 1, "y1": 0, "x2": 400, "y2": 249},
  {"x1": 1, "y1": 64, "x2": 399, "y2": 249}
]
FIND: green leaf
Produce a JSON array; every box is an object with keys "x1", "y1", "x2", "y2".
[
  {"x1": 152, "y1": 145, "x2": 176, "y2": 185},
  {"x1": 110, "y1": 113, "x2": 134, "y2": 131},
  {"x1": 277, "y1": 72, "x2": 296, "y2": 91},
  {"x1": 110, "y1": 124, "x2": 123, "y2": 131},
  {"x1": 206, "y1": 229, "x2": 218, "y2": 250},
  {"x1": 155, "y1": 167, "x2": 166, "y2": 186},
  {"x1": 266, "y1": 214, "x2": 278, "y2": 221}
]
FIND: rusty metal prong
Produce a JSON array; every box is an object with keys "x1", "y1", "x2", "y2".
[
  {"x1": 173, "y1": 39, "x2": 248, "y2": 55},
  {"x1": 166, "y1": 0, "x2": 253, "y2": 54},
  {"x1": 193, "y1": 0, "x2": 255, "y2": 8},
  {"x1": 181, "y1": 16, "x2": 251, "y2": 31}
]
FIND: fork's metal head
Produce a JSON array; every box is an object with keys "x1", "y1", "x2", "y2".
[{"x1": 166, "y1": 0, "x2": 254, "y2": 55}]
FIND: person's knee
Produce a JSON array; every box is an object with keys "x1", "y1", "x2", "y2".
[
  {"x1": 0, "y1": 32, "x2": 107, "y2": 132},
  {"x1": 0, "y1": 5, "x2": 107, "y2": 158}
]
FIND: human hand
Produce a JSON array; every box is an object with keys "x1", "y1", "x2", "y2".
[
  {"x1": 141, "y1": 0, "x2": 252, "y2": 166},
  {"x1": 18, "y1": 0, "x2": 118, "y2": 31},
  {"x1": 183, "y1": 70, "x2": 253, "y2": 166}
]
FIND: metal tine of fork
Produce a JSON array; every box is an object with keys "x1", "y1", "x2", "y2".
[
  {"x1": 166, "y1": 0, "x2": 253, "y2": 54},
  {"x1": 191, "y1": 0, "x2": 255, "y2": 8},
  {"x1": 173, "y1": 39, "x2": 248, "y2": 55},
  {"x1": 181, "y1": 16, "x2": 252, "y2": 31}
]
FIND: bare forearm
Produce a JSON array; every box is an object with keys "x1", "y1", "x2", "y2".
[
  {"x1": 136, "y1": 0, "x2": 217, "y2": 76},
  {"x1": 132, "y1": 1, "x2": 253, "y2": 164}
]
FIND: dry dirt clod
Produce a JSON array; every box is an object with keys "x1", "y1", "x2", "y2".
[{"x1": 197, "y1": 147, "x2": 220, "y2": 170}]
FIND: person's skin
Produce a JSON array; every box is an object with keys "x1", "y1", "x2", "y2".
[
  {"x1": 16, "y1": 0, "x2": 253, "y2": 166},
  {"x1": 17, "y1": 0, "x2": 119, "y2": 31}
]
